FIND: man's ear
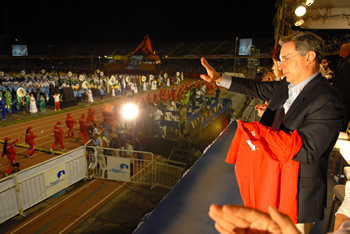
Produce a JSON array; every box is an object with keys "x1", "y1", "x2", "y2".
[{"x1": 306, "y1": 51, "x2": 317, "y2": 65}]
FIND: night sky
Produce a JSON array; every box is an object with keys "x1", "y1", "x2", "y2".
[{"x1": 4, "y1": 0, "x2": 277, "y2": 46}]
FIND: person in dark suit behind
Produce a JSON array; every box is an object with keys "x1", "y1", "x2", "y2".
[
  {"x1": 333, "y1": 43, "x2": 350, "y2": 131},
  {"x1": 200, "y1": 31, "x2": 346, "y2": 234}
]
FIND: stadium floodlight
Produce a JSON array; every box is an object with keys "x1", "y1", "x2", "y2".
[
  {"x1": 295, "y1": 2, "x2": 307, "y2": 17},
  {"x1": 122, "y1": 103, "x2": 138, "y2": 119},
  {"x1": 295, "y1": 19, "x2": 305, "y2": 26},
  {"x1": 305, "y1": 0, "x2": 314, "y2": 6}
]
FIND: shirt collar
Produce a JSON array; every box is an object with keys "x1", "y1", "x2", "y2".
[{"x1": 288, "y1": 71, "x2": 320, "y2": 90}]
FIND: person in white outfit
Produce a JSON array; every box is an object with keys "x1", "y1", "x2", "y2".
[
  {"x1": 29, "y1": 94, "x2": 38, "y2": 114},
  {"x1": 87, "y1": 89, "x2": 94, "y2": 103}
]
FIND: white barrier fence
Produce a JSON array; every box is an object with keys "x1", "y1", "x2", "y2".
[
  {"x1": 0, "y1": 145, "x2": 186, "y2": 224},
  {"x1": 86, "y1": 146, "x2": 186, "y2": 189},
  {"x1": 0, "y1": 147, "x2": 86, "y2": 224}
]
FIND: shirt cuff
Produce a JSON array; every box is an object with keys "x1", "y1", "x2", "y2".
[
  {"x1": 216, "y1": 74, "x2": 232, "y2": 89},
  {"x1": 336, "y1": 196, "x2": 350, "y2": 218}
]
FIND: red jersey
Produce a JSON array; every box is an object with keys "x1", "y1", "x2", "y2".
[
  {"x1": 66, "y1": 116, "x2": 77, "y2": 128},
  {"x1": 87, "y1": 110, "x2": 95, "y2": 122},
  {"x1": 2, "y1": 139, "x2": 19, "y2": 156},
  {"x1": 226, "y1": 120, "x2": 302, "y2": 223},
  {"x1": 79, "y1": 117, "x2": 87, "y2": 131},
  {"x1": 25, "y1": 131, "x2": 37, "y2": 143},
  {"x1": 53, "y1": 125, "x2": 64, "y2": 137}
]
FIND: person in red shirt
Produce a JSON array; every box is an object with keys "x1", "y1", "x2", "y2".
[
  {"x1": 50, "y1": 121, "x2": 65, "y2": 153},
  {"x1": 25, "y1": 126, "x2": 37, "y2": 158},
  {"x1": 87, "y1": 108, "x2": 96, "y2": 124},
  {"x1": 65, "y1": 113, "x2": 77, "y2": 138},
  {"x1": 84, "y1": 120, "x2": 91, "y2": 144},
  {"x1": 2, "y1": 137, "x2": 19, "y2": 176},
  {"x1": 78, "y1": 113, "x2": 87, "y2": 141}
]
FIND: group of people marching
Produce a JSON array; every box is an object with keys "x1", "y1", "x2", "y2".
[
  {"x1": 1, "y1": 107, "x2": 97, "y2": 177},
  {"x1": 0, "y1": 70, "x2": 185, "y2": 121},
  {"x1": 1, "y1": 126, "x2": 42, "y2": 176}
]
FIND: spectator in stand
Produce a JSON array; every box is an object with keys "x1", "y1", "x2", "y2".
[
  {"x1": 117, "y1": 118, "x2": 126, "y2": 146},
  {"x1": 182, "y1": 88, "x2": 190, "y2": 108},
  {"x1": 109, "y1": 133, "x2": 120, "y2": 157},
  {"x1": 53, "y1": 93, "x2": 61, "y2": 111},
  {"x1": 152, "y1": 105, "x2": 165, "y2": 138},
  {"x1": 190, "y1": 88, "x2": 196, "y2": 106},
  {"x1": 124, "y1": 140, "x2": 134, "y2": 158},
  {"x1": 100, "y1": 129, "x2": 110, "y2": 155},
  {"x1": 166, "y1": 101, "x2": 177, "y2": 111},
  {"x1": 90, "y1": 134, "x2": 102, "y2": 148},
  {"x1": 25, "y1": 126, "x2": 37, "y2": 158},
  {"x1": 321, "y1": 58, "x2": 334, "y2": 83},
  {"x1": 50, "y1": 121, "x2": 65, "y2": 153},
  {"x1": 158, "y1": 100, "x2": 167, "y2": 113},
  {"x1": 125, "y1": 129, "x2": 134, "y2": 145},
  {"x1": 2, "y1": 136, "x2": 20, "y2": 177},
  {"x1": 255, "y1": 49, "x2": 284, "y2": 117},
  {"x1": 65, "y1": 113, "x2": 77, "y2": 138},
  {"x1": 92, "y1": 123, "x2": 99, "y2": 136},
  {"x1": 333, "y1": 42, "x2": 350, "y2": 131},
  {"x1": 134, "y1": 130, "x2": 144, "y2": 160},
  {"x1": 100, "y1": 127, "x2": 110, "y2": 144}
]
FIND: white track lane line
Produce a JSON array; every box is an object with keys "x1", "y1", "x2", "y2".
[
  {"x1": 58, "y1": 155, "x2": 162, "y2": 234},
  {"x1": 9, "y1": 179, "x2": 97, "y2": 234}
]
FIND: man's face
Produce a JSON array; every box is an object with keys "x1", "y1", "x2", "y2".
[
  {"x1": 279, "y1": 41, "x2": 307, "y2": 85},
  {"x1": 321, "y1": 59, "x2": 328, "y2": 69}
]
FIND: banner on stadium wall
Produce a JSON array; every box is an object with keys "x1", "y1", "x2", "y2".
[
  {"x1": 107, "y1": 157, "x2": 131, "y2": 181},
  {"x1": 43, "y1": 164, "x2": 68, "y2": 197}
]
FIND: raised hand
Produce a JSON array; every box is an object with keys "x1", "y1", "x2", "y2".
[{"x1": 200, "y1": 57, "x2": 223, "y2": 83}]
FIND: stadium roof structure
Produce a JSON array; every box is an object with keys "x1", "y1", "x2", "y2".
[{"x1": 300, "y1": 0, "x2": 350, "y2": 29}]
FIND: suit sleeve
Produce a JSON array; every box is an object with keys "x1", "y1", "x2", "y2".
[{"x1": 227, "y1": 75, "x2": 281, "y2": 102}]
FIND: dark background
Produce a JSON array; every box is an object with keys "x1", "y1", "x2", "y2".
[{"x1": 1, "y1": 0, "x2": 276, "y2": 46}]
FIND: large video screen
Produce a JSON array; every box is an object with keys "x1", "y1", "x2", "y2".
[
  {"x1": 12, "y1": 45, "x2": 28, "y2": 57},
  {"x1": 239, "y1": 39, "x2": 252, "y2": 56}
]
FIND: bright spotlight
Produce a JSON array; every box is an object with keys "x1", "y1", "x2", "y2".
[
  {"x1": 305, "y1": 0, "x2": 314, "y2": 6},
  {"x1": 295, "y1": 3, "x2": 306, "y2": 17},
  {"x1": 122, "y1": 103, "x2": 138, "y2": 119},
  {"x1": 295, "y1": 19, "x2": 304, "y2": 26}
]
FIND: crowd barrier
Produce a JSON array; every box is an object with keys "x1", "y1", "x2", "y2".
[
  {"x1": 0, "y1": 147, "x2": 86, "y2": 224},
  {"x1": 85, "y1": 146, "x2": 186, "y2": 189}
]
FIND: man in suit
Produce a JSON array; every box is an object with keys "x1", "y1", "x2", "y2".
[
  {"x1": 333, "y1": 43, "x2": 350, "y2": 131},
  {"x1": 200, "y1": 31, "x2": 346, "y2": 234}
]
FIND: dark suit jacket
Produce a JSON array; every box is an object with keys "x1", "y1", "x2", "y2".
[{"x1": 228, "y1": 74, "x2": 346, "y2": 223}]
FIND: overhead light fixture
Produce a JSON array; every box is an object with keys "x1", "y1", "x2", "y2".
[
  {"x1": 295, "y1": 19, "x2": 304, "y2": 26},
  {"x1": 305, "y1": 0, "x2": 314, "y2": 6},
  {"x1": 295, "y1": 2, "x2": 306, "y2": 17}
]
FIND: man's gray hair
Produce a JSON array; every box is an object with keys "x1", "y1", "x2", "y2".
[{"x1": 279, "y1": 31, "x2": 324, "y2": 64}]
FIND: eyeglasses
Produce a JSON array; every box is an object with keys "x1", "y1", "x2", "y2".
[{"x1": 278, "y1": 53, "x2": 300, "y2": 66}]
